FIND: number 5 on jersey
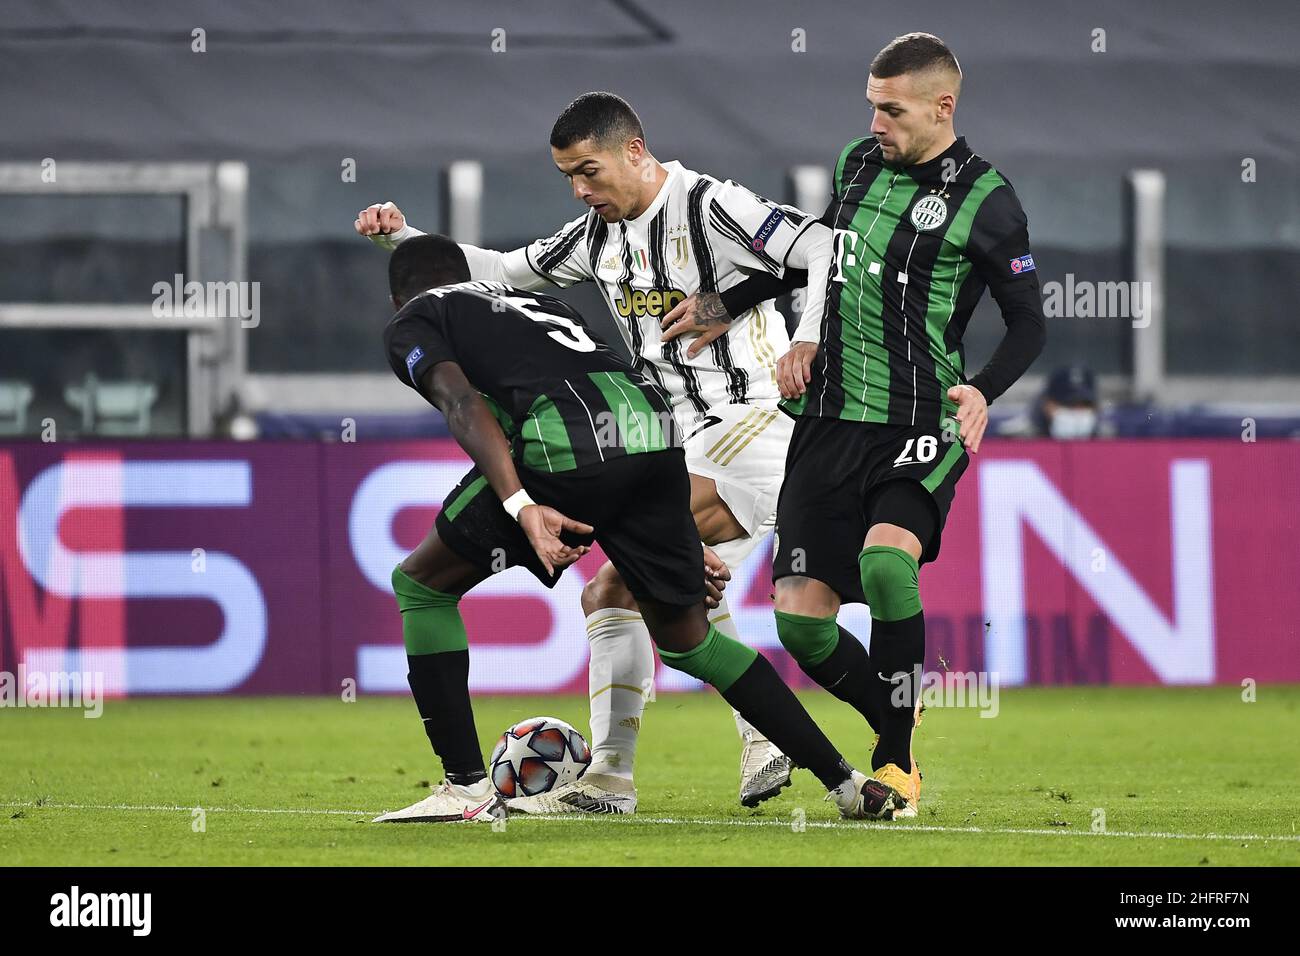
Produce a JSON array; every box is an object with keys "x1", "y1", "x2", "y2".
[{"x1": 498, "y1": 294, "x2": 598, "y2": 352}]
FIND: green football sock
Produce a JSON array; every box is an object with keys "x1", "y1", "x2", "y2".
[
  {"x1": 773, "y1": 610, "x2": 840, "y2": 667},
  {"x1": 656, "y1": 624, "x2": 757, "y2": 692},
  {"x1": 392, "y1": 565, "x2": 468, "y2": 655}
]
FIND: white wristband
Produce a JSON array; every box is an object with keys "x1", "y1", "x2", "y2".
[
  {"x1": 367, "y1": 222, "x2": 424, "y2": 252},
  {"x1": 502, "y1": 489, "x2": 536, "y2": 522}
]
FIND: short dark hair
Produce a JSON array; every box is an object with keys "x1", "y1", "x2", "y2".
[
  {"x1": 869, "y1": 32, "x2": 961, "y2": 83},
  {"x1": 550, "y1": 92, "x2": 645, "y2": 151},
  {"x1": 388, "y1": 234, "x2": 470, "y2": 305}
]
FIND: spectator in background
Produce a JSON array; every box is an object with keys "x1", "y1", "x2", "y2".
[
  {"x1": 1035, "y1": 365, "x2": 1101, "y2": 439},
  {"x1": 996, "y1": 365, "x2": 1105, "y2": 439}
]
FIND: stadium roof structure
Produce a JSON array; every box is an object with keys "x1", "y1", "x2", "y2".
[{"x1": 3, "y1": 0, "x2": 1296, "y2": 175}]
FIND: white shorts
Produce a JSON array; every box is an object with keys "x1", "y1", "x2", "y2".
[{"x1": 683, "y1": 402, "x2": 793, "y2": 562}]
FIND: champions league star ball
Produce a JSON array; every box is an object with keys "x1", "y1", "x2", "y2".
[{"x1": 489, "y1": 716, "x2": 592, "y2": 798}]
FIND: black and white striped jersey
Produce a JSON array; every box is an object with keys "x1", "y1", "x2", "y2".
[{"x1": 386, "y1": 162, "x2": 827, "y2": 430}]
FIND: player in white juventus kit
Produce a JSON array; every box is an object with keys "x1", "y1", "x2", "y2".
[{"x1": 356, "y1": 92, "x2": 832, "y2": 812}]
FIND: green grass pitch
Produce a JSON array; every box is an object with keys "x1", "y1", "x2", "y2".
[{"x1": 3, "y1": 686, "x2": 1298, "y2": 866}]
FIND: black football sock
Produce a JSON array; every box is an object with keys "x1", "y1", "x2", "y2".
[
  {"x1": 658, "y1": 625, "x2": 853, "y2": 790},
  {"x1": 801, "y1": 625, "x2": 883, "y2": 733},
  {"x1": 407, "y1": 651, "x2": 485, "y2": 785},
  {"x1": 393, "y1": 566, "x2": 486, "y2": 785},
  {"x1": 866, "y1": 612, "x2": 925, "y2": 773},
  {"x1": 859, "y1": 546, "x2": 926, "y2": 774},
  {"x1": 721, "y1": 657, "x2": 855, "y2": 790}
]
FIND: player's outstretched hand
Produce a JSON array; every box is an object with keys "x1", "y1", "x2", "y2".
[
  {"x1": 947, "y1": 384, "x2": 989, "y2": 454},
  {"x1": 519, "y1": 505, "x2": 594, "y2": 576},
  {"x1": 354, "y1": 201, "x2": 406, "y2": 237},
  {"x1": 776, "y1": 342, "x2": 819, "y2": 399},
  {"x1": 702, "y1": 545, "x2": 731, "y2": 609},
  {"x1": 660, "y1": 292, "x2": 733, "y2": 359}
]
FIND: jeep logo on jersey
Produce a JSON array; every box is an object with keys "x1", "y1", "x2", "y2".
[
  {"x1": 750, "y1": 207, "x2": 785, "y2": 251},
  {"x1": 613, "y1": 285, "x2": 687, "y2": 320},
  {"x1": 910, "y1": 195, "x2": 948, "y2": 231}
]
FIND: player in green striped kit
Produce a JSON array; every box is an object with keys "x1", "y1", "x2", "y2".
[
  {"x1": 372, "y1": 234, "x2": 900, "y2": 823},
  {"x1": 710, "y1": 33, "x2": 1046, "y2": 819}
]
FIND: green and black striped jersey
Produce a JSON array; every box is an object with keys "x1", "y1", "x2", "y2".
[
  {"x1": 784, "y1": 135, "x2": 1043, "y2": 426},
  {"x1": 385, "y1": 281, "x2": 675, "y2": 473}
]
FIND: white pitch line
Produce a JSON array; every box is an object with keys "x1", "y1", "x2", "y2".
[
  {"x1": 537, "y1": 815, "x2": 1300, "y2": 843},
  {"x1": 3, "y1": 801, "x2": 1299, "y2": 844}
]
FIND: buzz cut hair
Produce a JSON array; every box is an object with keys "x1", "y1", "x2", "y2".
[
  {"x1": 388, "y1": 233, "x2": 470, "y2": 305},
  {"x1": 550, "y1": 91, "x2": 646, "y2": 151},
  {"x1": 869, "y1": 32, "x2": 962, "y2": 91}
]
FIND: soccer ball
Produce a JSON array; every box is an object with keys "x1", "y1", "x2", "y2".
[{"x1": 489, "y1": 716, "x2": 591, "y2": 798}]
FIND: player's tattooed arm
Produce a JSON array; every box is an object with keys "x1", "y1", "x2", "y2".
[
  {"x1": 692, "y1": 292, "x2": 732, "y2": 328},
  {"x1": 659, "y1": 292, "x2": 733, "y2": 359},
  {"x1": 425, "y1": 361, "x2": 592, "y2": 573}
]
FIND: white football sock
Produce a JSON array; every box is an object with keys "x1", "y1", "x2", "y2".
[
  {"x1": 585, "y1": 608, "x2": 653, "y2": 781},
  {"x1": 708, "y1": 594, "x2": 771, "y2": 744}
]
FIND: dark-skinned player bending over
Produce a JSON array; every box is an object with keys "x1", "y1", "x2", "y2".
[{"x1": 372, "y1": 233, "x2": 891, "y2": 822}]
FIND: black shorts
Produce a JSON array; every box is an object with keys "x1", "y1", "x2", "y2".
[
  {"x1": 435, "y1": 448, "x2": 705, "y2": 607},
  {"x1": 771, "y1": 413, "x2": 969, "y2": 604}
]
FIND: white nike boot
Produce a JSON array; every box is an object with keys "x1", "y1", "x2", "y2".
[{"x1": 373, "y1": 778, "x2": 506, "y2": 823}]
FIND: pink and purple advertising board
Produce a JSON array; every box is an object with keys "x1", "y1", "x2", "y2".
[{"x1": 1, "y1": 439, "x2": 1296, "y2": 694}]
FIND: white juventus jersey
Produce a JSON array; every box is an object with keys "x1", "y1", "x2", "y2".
[
  {"x1": 515, "y1": 162, "x2": 817, "y2": 426},
  {"x1": 437, "y1": 162, "x2": 823, "y2": 430}
]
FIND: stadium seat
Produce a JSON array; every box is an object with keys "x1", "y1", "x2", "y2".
[
  {"x1": 64, "y1": 374, "x2": 159, "y2": 436},
  {"x1": 0, "y1": 380, "x2": 33, "y2": 435}
]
